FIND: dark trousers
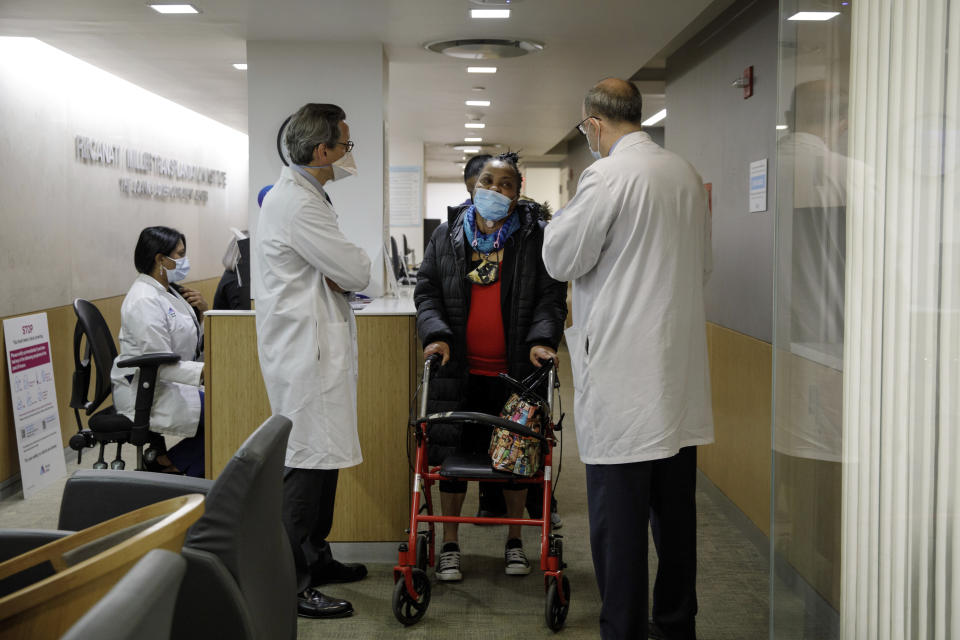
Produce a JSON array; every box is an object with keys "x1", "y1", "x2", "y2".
[
  {"x1": 282, "y1": 467, "x2": 339, "y2": 592},
  {"x1": 585, "y1": 446, "x2": 698, "y2": 640},
  {"x1": 153, "y1": 390, "x2": 205, "y2": 478}
]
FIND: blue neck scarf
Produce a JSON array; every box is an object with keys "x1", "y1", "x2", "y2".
[{"x1": 463, "y1": 205, "x2": 521, "y2": 255}]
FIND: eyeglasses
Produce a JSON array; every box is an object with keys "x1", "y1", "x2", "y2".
[
  {"x1": 576, "y1": 116, "x2": 600, "y2": 135},
  {"x1": 338, "y1": 140, "x2": 355, "y2": 152}
]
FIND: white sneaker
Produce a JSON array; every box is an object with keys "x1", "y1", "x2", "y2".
[
  {"x1": 437, "y1": 542, "x2": 462, "y2": 581},
  {"x1": 504, "y1": 540, "x2": 531, "y2": 576},
  {"x1": 551, "y1": 511, "x2": 563, "y2": 529}
]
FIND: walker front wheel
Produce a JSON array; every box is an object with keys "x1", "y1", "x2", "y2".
[
  {"x1": 545, "y1": 574, "x2": 570, "y2": 632},
  {"x1": 392, "y1": 569, "x2": 431, "y2": 626}
]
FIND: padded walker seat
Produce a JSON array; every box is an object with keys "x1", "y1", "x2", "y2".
[
  {"x1": 439, "y1": 453, "x2": 524, "y2": 481},
  {"x1": 433, "y1": 411, "x2": 548, "y2": 481}
]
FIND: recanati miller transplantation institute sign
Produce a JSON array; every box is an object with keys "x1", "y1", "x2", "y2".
[{"x1": 75, "y1": 135, "x2": 227, "y2": 204}]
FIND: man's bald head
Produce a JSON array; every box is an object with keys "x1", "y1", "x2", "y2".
[{"x1": 584, "y1": 78, "x2": 644, "y2": 125}]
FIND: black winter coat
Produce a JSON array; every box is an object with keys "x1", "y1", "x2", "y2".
[{"x1": 414, "y1": 200, "x2": 567, "y2": 463}]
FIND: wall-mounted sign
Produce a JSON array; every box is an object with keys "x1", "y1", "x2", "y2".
[
  {"x1": 75, "y1": 134, "x2": 228, "y2": 204},
  {"x1": 749, "y1": 158, "x2": 768, "y2": 213},
  {"x1": 389, "y1": 165, "x2": 422, "y2": 227},
  {"x1": 3, "y1": 313, "x2": 66, "y2": 499}
]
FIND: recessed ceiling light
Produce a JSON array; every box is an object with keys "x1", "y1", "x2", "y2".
[
  {"x1": 466, "y1": 100, "x2": 491, "y2": 107},
  {"x1": 233, "y1": 63, "x2": 247, "y2": 70},
  {"x1": 788, "y1": 11, "x2": 840, "y2": 21},
  {"x1": 472, "y1": 86, "x2": 486, "y2": 92},
  {"x1": 465, "y1": 123, "x2": 486, "y2": 129},
  {"x1": 471, "y1": 9, "x2": 511, "y2": 18},
  {"x1": 642, "y1": 109, "x2": 667, "y2": 126},
  {"x1": 149, "y1": 4, "x2": 200, "y2": 14},
  {"x1": 465, "y1": 137, "x2": 483, "y2": 142},
  {"x1": 468, "y1": 66, "x2": 498, "y2": 74},
  {"x1": 776, "y1": 124, "x2": 788, "y2": 130},
  {"x1": 456, "y1": 147, "x2": 482, "y2": 153}
]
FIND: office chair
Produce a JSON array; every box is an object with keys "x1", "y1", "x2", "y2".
[
  {"x1": 60, "y1": 549, "x2": 187, "y2": 640},
  {"x1": 402, "y1": 234, "x2": 417, "y2": 275},
  {"x1": 58, "y1": 415, "x2": 298, "y2": 640},
  {"x1": 391, "y1": 236, "x2": 416, "y2": 286},
  {"x1": 68, "y1": 298, "x2": 179, "y2": 471}
]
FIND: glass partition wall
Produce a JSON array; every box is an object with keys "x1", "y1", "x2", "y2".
[
  {"x1": 772, "y1": 1, "x2": 959, "y2": 638},
  {"x1": 771, "y1": 3, "x2": 849, "y2": 638}
]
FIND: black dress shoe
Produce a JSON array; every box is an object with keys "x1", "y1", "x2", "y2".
[
  {"x1": 649, "y1": 621, "x2": 668, "y2": 640},
  {"x1": 312, "y1": 560, "x2": 368, "y2": 585},
  {"x1": 297, "y1": 588, "x2": 353, "y2": 619},
  {"x1": 649, "y1": 620, "x2": 697, "y2": 640}
]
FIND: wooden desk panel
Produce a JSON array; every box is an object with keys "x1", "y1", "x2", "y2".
[{"x1": 204, "y1": 313, "x2": 415, "y2": 542}]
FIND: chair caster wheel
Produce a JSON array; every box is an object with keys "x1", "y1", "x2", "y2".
[
  {"x1": 93, "y1": 461, "x2": 108, "y2": 470},
  {"x1": 69, "y1": 432, "x2": 95, "y2": 451},
  {"x1": 143, "y1": 447, "x2": 159, "y2": 465},
  {"x1": 110, "y1": 460, "x2": 125, "y2": 470}
]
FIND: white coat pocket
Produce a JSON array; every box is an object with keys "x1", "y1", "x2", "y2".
[
  {"x1": 317, "y1": 321, "x2": 352, "y2": 390},
  {"x1": 563, "y1": 326, "x2": 589, "y2": 392}
]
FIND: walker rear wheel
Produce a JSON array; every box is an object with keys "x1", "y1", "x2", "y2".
[
  {"x1": 392, "y1": 569, "x2": 430, "y2": 626},
  {"x1": 545, "y1": 574, "x2": 570, "y2": 632}
]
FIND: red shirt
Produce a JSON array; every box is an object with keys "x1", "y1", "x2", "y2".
[{"x1": 466, "y1": 280, "x2": 508, "y2": 376}]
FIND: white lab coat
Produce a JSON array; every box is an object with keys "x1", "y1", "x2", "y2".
[
  {"x1": 254, "y1": 165, "x2": 371, "y2": 470},
  {"x1": 110, "y1": 274, "x2": 204, "y2": 437},
  {"x1": 542, "y1": 131, "x2": 714, "y2": 465}
]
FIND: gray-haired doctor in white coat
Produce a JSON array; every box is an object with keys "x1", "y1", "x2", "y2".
[
  {"x1": 255, "y1": 103, "x2": 371, "y2": 620},
  {"x1": 542, "y1": 79, "x2": 713, "y2": 640}
]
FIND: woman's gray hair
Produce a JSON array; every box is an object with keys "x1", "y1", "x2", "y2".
[{"x1": 284, "y1": 103, "x2": 346, "y2": 165}]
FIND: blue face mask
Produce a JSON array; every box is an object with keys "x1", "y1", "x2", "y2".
[
  {"x1": 473, "y1": 188, "x2": 514, "y2": 222},
  {"x1": 165, "y1": 256, "x2": 190, "y2": 283}
]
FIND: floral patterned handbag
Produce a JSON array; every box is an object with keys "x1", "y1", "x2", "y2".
[{"x1": 488, "y1": 391, "x2": 545, "y2": 477}]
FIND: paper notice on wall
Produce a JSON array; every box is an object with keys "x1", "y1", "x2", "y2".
[
  {"x1": 3, "y1": 313, "x2": 66, "y2": 498},
  {"x1": 389, "y1": 166, "x2": 422, "y2": 227},
  {"x1": 749, "y1": 158, "x2": 768, "y2": 213}
]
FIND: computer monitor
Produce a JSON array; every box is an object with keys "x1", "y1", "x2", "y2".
[
  {"x1": 423, "y1": 219, "x2": 441, "y2": 252},
  {"x1": 236, "y1": 237, "x2": 251, "y2": 310}
]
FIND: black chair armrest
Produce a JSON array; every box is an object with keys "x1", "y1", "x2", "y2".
[
  {"x1": 172, "y1": 548, "x2": 257, "y2": 640},
  {"x1": 116, "y1": 352, "x2": 182, "y2": 430},
  {"x1": 117, "y1": 352, "x2": 181, "y2": 369},
  {"x1": 58, "y1": 469, "x2": 213, "y2": 531},
  {"x1": 0, "y1": 530, "x2": 72, "y2": 598}
]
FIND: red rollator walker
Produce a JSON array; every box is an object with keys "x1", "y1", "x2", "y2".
[{"x1": 392, "y1": 354, "x2": 570, "y2": 631}]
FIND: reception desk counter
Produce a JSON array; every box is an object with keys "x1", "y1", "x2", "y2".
[{"x1": 203, "y1": 297, "x2": 419, "y2": 542}]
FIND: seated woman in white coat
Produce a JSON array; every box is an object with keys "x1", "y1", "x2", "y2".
[{"x1": 110, "y1": 226, "x2": 208, "y2": 476}]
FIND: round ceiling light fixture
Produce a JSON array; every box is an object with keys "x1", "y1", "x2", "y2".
[{"x1": 425, "y1": 38, "x2": 544, "y2": 60}]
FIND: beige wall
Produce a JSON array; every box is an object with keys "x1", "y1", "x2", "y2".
[
  {"x1": 0, "y1": 38, "x2": 248, "y2": 320},
  {"x1": 699, "y1": 323, "x2": 773, "y2": 535},
  {"x1": 0, "y1": 277, "x2": 219, "y2": 485}
]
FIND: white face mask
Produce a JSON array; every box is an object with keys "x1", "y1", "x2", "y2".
[
  {"x1": 587, "y1": 120, "x2": 602, "y2": 160},
  {"x1": 165, "y1": 256, "x2": 190, "y2": 283},
  {"x1": 330, "y1": 151, "x2": 358, "y2": 181},
  {"x1": 303, "y1": 150, "x2": 358, "y2": 181}
]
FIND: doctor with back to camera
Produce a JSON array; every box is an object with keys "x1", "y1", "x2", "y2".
[
  {"x1": 254, "y1": 103, "x2": 371, "y2": 620},
  {"x1": 542, "y1": 78, "x2": 714, "y2": 640}
]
